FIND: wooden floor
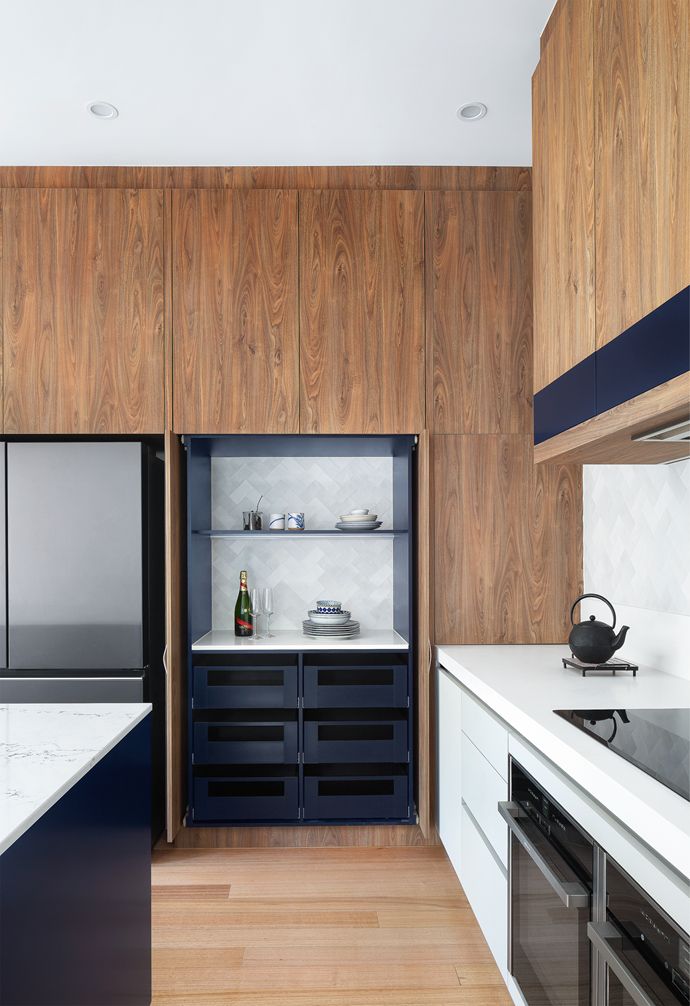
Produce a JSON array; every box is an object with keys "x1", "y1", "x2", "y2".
[{"x1": 151, "y1": 845, "x2": 512, "y2": 1005}]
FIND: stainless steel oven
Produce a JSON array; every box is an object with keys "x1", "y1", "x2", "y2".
[
  {"x1": 500, "y1": 758, "x2": 594, "y2": 1006},
  {"x1": 589, "y1": 859, "x2": 689, "y2": 1006}
]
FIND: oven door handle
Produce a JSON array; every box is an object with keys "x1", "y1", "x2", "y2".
[
  {"x1": 588, "y1": 922, "x2": 657, "y2": 1006},
  {"x1": 498, "y1": 801, "x2": 590, "y2": 910}
]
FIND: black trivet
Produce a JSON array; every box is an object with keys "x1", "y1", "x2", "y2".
[{"x1": 562, "y1": 655, "x2": 639, "y2": 677}]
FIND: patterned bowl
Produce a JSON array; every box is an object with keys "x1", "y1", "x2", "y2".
[{"x1": 316, "y1": 599, "x2": 342, "y2": 613}]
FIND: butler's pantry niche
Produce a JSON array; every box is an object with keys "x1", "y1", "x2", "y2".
[{"x1": 185, "y1": 435, "x2": 416, "y2": 826}]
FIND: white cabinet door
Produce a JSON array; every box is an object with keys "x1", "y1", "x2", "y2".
[
  {"x1": 461, "y1": 804, "x2": 508, "y2": 977},
  {"x1": 437, "y1": 665, "x2": 463, "y2": 877},
  {"x1": 461, "y1": 732, "x2": 508, "y2": 867}
]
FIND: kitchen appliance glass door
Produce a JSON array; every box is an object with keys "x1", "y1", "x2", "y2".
[{"x1": 512, "y1": 829, "x2": 591, "y2": 1006}]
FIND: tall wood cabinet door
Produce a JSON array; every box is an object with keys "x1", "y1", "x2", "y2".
[
  {"x1": 595, "y1": 0, "x2": 690, "y2": 348},
  {"x1": 532, "y1": 0, "x2": 595, "y2": 392},
  {"x1": 2, "y1": 188, "x2": 165, "y2": 434},
  {"x1": 299, "y1": 190, "x2": 425, "y2": 434},
  {"x1": 172, "y1": 189, "x2": 299, "y2": 434},
  {"x1": 427, "y1": 190, "x2": 532, "y2": 433},
  {"x1": 432, "y1": 435, "x2": 582, "y2": 644},
  {"x1": 164, "y1": 428, "x2": 187, "y2": 843}
]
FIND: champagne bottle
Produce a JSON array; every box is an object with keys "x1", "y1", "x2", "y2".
[{"x1": 234, "y1": 570, "x2": 253, "y2": 637}]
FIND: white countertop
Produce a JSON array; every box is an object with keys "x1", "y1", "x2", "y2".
[
  {"x1": 436, "y1": 644, "x2": 690, "y2": 882},
  {"x1": 0, "y1": 703, "x2": 151, "y2": 856},
  {"x1": 192, "y1": 628, "x2": 409, "y2": 652}
]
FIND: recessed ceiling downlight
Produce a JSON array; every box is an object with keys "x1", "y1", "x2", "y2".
[
  {"x1": 457, "y1": 102, "x2": 488, "y2": 121},
  {"x1": 87, "y1": 101, "x2": 119, "y2": 120}
]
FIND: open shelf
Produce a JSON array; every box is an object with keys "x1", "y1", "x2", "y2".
[
  {"x1": 191, "y1": 628, "x2": 410, "y2": 653},
  {"x1": 192, "y1": 529, "x2": 407, "y2": 539}
]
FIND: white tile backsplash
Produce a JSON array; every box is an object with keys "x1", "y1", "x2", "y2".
[
  {"x1": 583, "y1": 460, "x2": 690, "y2": 680},
  {"x1": 210, "y1": 456, "x2": 397, "y2": 632}
]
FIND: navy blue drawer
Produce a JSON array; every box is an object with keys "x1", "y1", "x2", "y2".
[
  {"x1": 193, "y1": 664, "x2": 298, "y2": 709},
  {"x1": 193, "y1": 720, "x2": 298, "y2": 764},
  {"x1": 193, "y1": 775, "x2": 299, "y2": 822},
  {"x1": 303, "y1": 662, "x2": 408, "y2": 709},
  {"x1": 304, "y1": 719, "x2": 408, "y2": 763},
  {"x1": 303, "y1": 775, "x2": 408, "y2": 821}
]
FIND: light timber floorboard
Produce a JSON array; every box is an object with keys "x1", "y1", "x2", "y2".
[{"x1": 151, "y1": 845, "x2": 512, "y2": 1005}]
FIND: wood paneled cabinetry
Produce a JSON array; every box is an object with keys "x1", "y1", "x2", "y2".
[
  {"x1": 595, "y1": 0, "x2": 690, "y2": 349},
  {"x1": 172, "y1": 189, "x2": 299, "y2": 434},
  {"x1": 532, "y1": 0, "x2": 595, "y2": 395},
  {"x1": 2, "y1": 188, "x2": 165, "y2": 434},
  {"x1": 426, "y1": 190, "x2": 532, "y2": 433},
  {"x1": 299, "y1": 190, "x2": 425, "y2": 434}
]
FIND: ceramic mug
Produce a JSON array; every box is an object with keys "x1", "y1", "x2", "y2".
[
  {"x1": 287, "y1": 512, "x2": 305, "y2": 530},
  {"x1": 269, "y1": 513, "x2": 285, "y2": 530}
]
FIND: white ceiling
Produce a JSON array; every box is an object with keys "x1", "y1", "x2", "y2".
[{"x1": 0, "y1": 0, "x2": 555, "y2": 167}]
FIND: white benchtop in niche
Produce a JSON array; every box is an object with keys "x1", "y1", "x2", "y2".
[
  {"x1": 0, "y1": 703, "x2": 150, "y2": 855},
  {"x1": 436, "y1": 644, "x2": 690, "y2": 883},
  {"x1": 192, "y1": 628, "x2": 409, "y2": 652}
]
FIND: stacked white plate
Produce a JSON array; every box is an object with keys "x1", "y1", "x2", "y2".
[
  {"x1": 302, "y1": 619, "x2": 360, "y2": 638},
  {"x1": 335, "y1": 510, "x2": 382, "y2": 532}
]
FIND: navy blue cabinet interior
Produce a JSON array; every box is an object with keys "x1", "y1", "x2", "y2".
[{"x1": 185, "y1": 435, "x2": 416, "y2": 826}]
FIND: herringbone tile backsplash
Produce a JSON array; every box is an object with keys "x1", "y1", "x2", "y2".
[{"x1": 211, "y1": 457, "x2": 396, "y2": 631}]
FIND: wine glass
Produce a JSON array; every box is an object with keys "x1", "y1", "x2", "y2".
[
  {"x1": 262, "y1": 588, "x2": 274, "y2": 637},
  {"x1": 250, "y1": 588, "x2": 263, "y2": 638}
]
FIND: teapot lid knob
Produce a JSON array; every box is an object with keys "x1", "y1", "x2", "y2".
[{"x1": 589, "y1": 614, "x2": 596, "y2": 621}]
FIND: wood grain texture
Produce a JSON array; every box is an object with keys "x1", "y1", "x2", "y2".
[
  {"x1": 426, "y1": 191, "x2": 532, "y2": 433},
  {"x1": 432, "y1": 435, "x2": 582, "y2": 644},
  {"x1": 415, "y1": 430, "x2": 433, "y2": 839},
  {"x1": 151, "y1": 846, "x2": 511, "y2": 1004},
  {"x1": 532, "y1": 0, "x2": 595, "y2": 392},
  {"x1": 0, "y1": 165, "x2": 531, "y2": 192},
  {"x1": 595, "y1": 0, "x2": 690, "y2": 347},
  {"x1": 163, "y1": 824, "x2": 432, "y2": 850},
  {"x1": 164, "y1": 429, "x2": 187, "y2": 843},
  {"x1": 533, "y1": 371, "x2": 690, "y2": 464},
  {"x1": 299, "y1": 190, "x2": 425, "y2": 434},
  {"x1": 172, "y1": 189, "x2": 299, "y2": 433},
  {"x1": 2, "y1": 188, "x2": 165, "y2": 433}
]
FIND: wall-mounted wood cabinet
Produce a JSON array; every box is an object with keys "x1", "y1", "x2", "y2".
[
  {"x1": 532, "y1": 0, "x2": 689, "y2": 463},
  {"x1": 299, "y1": 190, "x2": 425, "y2": 434},
  {"x1": 2, "y1": 188, "x2": 165, "y2": 434},
  {"x1": 427, "y1": 190, "x2": 532, "y2": 433},
  {"x1": 172, "y1": 189, "x2": 299, "y2": 434}
]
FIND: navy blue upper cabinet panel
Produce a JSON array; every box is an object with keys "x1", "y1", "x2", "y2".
[
  {"x1": 534, "y1": 286, "x2": 690, "y2": 444},
  {"x1": 596, "y1": 286, "x2": 690, "y2": 413},
  {"x1": 533, "y1": 355, "x2": 597, "y2": 445}
]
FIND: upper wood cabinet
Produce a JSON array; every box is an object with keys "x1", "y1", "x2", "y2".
[
  {"x1": 595, "y1": 0, "x2": 690, "y2": 348},
  {"x1": 299, "y1": 190, "x2": 425, "y2": 434},
  {"x1": 427, "y1": 190, "x2": 532, "y2": 433},
  {"x1": 172, "y1": 189, "x2": 299, "y2": 434},
  {"x1": 2, "y1": 188, "x2": 165, "y2": 434},
  {"x1": 532, "y1": 0, "x2": 595, "y2": 393}
]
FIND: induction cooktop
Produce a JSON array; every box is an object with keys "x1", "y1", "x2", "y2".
[{"x1": 554, "y1": 708, "x2": 690, "y2": 802}]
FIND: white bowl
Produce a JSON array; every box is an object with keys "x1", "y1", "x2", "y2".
[
  {"x1": 308, "y1": 610, "x2": 351, "y2": 625},
  {"x1": 338, "y1": 513, "x2": 378, "y2": 522},
  {"x1": 350, "y1": 509, "x2": 370, "y2": 515}
]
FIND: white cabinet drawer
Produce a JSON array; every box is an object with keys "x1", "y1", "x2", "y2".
[
  {"x1": 437, "y1": 665, "x2": 463, "y2": 877},
  {"x1": 461, "y1": 732, "x2": 508, "y2": 866},
  {"x1": 461, "y1": 688, "x2": 508, "y2": 781},
  {"x1": 460, "y1": 803, "x2": 508, "y2": 976}
]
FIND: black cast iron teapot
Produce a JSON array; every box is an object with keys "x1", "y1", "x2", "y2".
[{"x1": 568, "y1": 593, "x2": 630, "y2": 665}]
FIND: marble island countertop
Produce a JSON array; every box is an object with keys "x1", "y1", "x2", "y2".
[
  {"x1": 436, "y1": 644, "x2": 690, "y2": 882},
  {"x1": 0, "y1": 703, "x2": 151, "y2": 855}
]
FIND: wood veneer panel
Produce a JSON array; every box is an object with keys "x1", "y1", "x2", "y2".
[
  {"x1": 163, "y1": 824, "x2": 431, "y2": 849},
  {"x1": 172, "y1": 189, "x2": 299, "y2": 433},
  {"x1": 432, "y1": 435, "x2": 582, "y2": 644},
  {"x1": 3, "y1": 188, "x2": 165, "y2": 434},
  {"x1": 0, "y1": 165, "x2": 531, "y2": 192},
  {"x1": 164, "y1": 429, "x2": 187, "y2": 843},
  {"x1": 299, "y1": 190, "x2": 425, "y2": 434},
  {"x1": 595, "y1": 0, "x2": 690, "y2": 347},
  {"x1": 532, "y1": 0, "x2": 595, "y2": 392},
  {"x1": 427, "y1": 191, "x2": 532, "y2": 433}
]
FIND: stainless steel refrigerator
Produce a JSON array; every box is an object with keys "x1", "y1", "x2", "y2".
[{"x1": 0, "y1": 440, "x2": 166, "y2": 839}]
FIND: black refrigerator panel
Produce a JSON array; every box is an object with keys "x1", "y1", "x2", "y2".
[{"x1": 7, "y1": 441, "x2": 145, "y2": 670}]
